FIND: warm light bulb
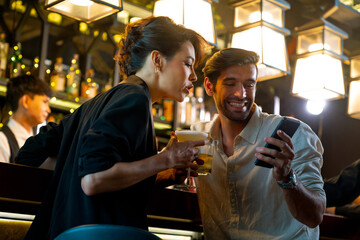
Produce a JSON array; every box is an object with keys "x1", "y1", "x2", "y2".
[
  {"x1": 308, "y1": 43, "x2": 330, "y2": 52},
  {"x1": 249, "y1": 11, "x2": 261, "y2": 22},
  {"x1": 249, "y1": 11, "x2": 273, "y2": 23},
  {"x1": 306, "y1": 99, "x2": 326, "y2": 115},
  {"x1": 69, "y1": 0, "x2": 94, "y2": 6}
]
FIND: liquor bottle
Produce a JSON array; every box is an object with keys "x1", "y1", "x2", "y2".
[
  {"x1": 195, "y1": 87, "x2": 205, "y2": 122},
  {"x1": 50, "y1": 57, "x2": 66, "y2": 92},
  {"x1": 163, "y1": 99, "x2": 174, "y2": 121},
  {"x1": 185, "y1": 88, "x2": 196, "y2": 125},
  {"x1": 66, "y1": 54, "x2": 81, "y2": 97},
  {"x1": 81, "y1": 69, "x2": 98, "y2": 99},
  {"x1": 178, "y1": 99, "x2": 186, "y2": 125},
  {"x1": 152, "y1": 100, "x2": 163, "y2": 118},
  {"x1": 0, "y1": 33, "x2": 9, "y2": 78},
  {"x1": 9, "y1": 42, "x2": 22, "y2": 78}
]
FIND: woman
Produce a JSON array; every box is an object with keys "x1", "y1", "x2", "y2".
[{"x1": 16, "y1": 16, "x2": 209, "y2": 239}]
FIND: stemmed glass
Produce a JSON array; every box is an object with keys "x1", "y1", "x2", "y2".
[{"x1": 173, "y1": 130, "x2": 210, "y2": 191}]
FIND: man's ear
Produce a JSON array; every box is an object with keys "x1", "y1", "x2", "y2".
[{"x1": 204, "y1": 77, "x2": 214, "y2": 96}]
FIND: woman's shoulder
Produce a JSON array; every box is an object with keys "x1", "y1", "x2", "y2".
[{"x1": 115, "y1": 76, "x2": 150, "y2": 99}]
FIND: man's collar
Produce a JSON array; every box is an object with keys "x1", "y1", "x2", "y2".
[
  {"x1": 209, "y1": 104, "x2": 262, "y2": 145},
  {"x1": 239, "y1": 104, "x2": 262, "y2": 144}
]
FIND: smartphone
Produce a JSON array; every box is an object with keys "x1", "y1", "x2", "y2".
[{"x1": 254, "y1": 117, "x2": 300, "y2": 168}]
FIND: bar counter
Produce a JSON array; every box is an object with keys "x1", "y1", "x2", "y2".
[{"x1": 0, "y1": 162, "x2": 359, "y2": 239}]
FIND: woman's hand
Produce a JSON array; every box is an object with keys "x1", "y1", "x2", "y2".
[{"x1": 163, "y1": 133, "x2": 208, "y2": 170}]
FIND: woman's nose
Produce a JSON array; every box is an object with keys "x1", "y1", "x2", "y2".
[{"x1": 190, "y1": 68, "x2": 197, "y2": 82}]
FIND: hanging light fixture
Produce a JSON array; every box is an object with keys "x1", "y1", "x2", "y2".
[
  {"x1": 230, "y1": 0, "x2": 290, "y2": 81},
  {"x1": 348, "y1": 52, "x2": 360, "y2": 119},
  {"x1": 44, "y1": 0, "x2": 123, "y2": 23},
  {"x1": 292, "y1": 18, "x2": 348, "y2": 101},
  {"x1": 153, "y1": 0, "x2": 217, "y2": 46}
]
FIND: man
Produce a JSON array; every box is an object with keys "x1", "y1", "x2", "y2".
[
  {"x1": 191, "y1": 48, "x2": 326, "y2": 239},
  {"x1": 0, "y1": 75, "x2": 51, "y2": 163}
]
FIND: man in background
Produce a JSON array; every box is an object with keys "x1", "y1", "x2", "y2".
[
  {"x1": 192, "y1": 48, "x2": 326, "y2": 239},
  {"x1": 0, "y1": 75, "x2": 51, "y2": 163}
]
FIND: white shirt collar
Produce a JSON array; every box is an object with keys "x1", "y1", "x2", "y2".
[{"x1": 8, "y1": 117, "x2": 33, "y2": 139}]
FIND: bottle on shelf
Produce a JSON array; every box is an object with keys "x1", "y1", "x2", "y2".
[
  {"x1": 185, "y1": 87, "x2": 196, "y2": 126},
  {"x1": 0, "y1": 33, "x2": 9, "y2": 78},
  {"x1": 66, "y1": 54, "x2": 81, "y2": 97},
  {"x1": 177, "y1": 99, "x2": 186, "y2": 125},
  {"x1": 163, "y1": 99, "x2": 174, "y2": 122},
  {"x1": 81, "y1": 69, "x2": 98, "y2": 99},
  {"x1": 50, "y1": 57, "x2": 66, "y2": 92},
  {"x1": 9, "y1": 42, "x2": 22, "y2": 78},
  {"x1": 50, "y1": 57, "x2": 65, "y2": 92},
  {"x1": 195, "y1": 87, "x2": 205, "y2": 122},
  {"x1": 152, "y1": 100, "x2": 163, "y2": 119}
]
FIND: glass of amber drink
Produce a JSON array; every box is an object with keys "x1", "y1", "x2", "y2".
[
  {"x1": 197, "y1": 141, "x2": 214, "y2": 175},
  {"x1": 174, "y1": 130, "x2": 213, "y2": 188}
]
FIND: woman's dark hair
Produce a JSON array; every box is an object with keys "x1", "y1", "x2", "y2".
[
  {"x1": 203, "y1": 48, "x2": 260, "y2": 87},
  {"x1": 115, "y1": 16, "x2": 209, "y2": 78},
  {"x1": 6, "y1": 75, "x2": 52, "y2": 111}
]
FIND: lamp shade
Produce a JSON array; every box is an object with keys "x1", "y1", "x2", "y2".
[
  {"x1": 230, "y1": 0, "x2": 291, "y2": 81},
  {"x1": 348, "y1": 53, "x2": 360, "y2": 120},
  {"x1": 153, "y1": 0, "x2": 216, "y2": 45},
  {"x1": 348, "y1": 80, "x2": 360, "y2": 119},
  {"x1": 292, "y1": 54, "x2": 344, "y2": 100},
  {"x1": 292, "y1": 18, "x2": 348, "y2": 100},
  {"x1": 45, "y1": 0, "x2": 123, "y2": 23},
  {"x1": 350, "y1": 55, "x2": 360, "y2": 79}
]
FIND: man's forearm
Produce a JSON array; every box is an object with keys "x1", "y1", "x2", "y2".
[{"x1": 281, "y1": 181, "x2": 326, "y2": 228}]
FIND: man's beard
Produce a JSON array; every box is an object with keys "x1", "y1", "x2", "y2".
[{"x1": 216, "y1": 98, "x2": 252, "y2": 122}]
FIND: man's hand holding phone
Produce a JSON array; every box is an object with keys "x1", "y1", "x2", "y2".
[{"x1": 254, "y1": 117, "x2": 300, "y2": 182}]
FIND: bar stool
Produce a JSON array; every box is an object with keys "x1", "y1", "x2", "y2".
[{"x1": 54, "y1": 224, "x2": 162, "y2": 240}]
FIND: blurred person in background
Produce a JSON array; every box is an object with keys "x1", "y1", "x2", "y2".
[{"x1": 0, "y1": 74, "x2": 51, "y2": 163}]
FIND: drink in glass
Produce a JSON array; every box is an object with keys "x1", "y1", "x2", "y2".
[{"x1": 175, "y1": 130, "x2": 213, "y2": 175}]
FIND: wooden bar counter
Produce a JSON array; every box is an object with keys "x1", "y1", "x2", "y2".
[{"x1": 1, "y1": 162, "x2": 359, "y2": 239}]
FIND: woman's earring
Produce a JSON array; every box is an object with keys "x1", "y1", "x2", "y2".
[{"x1": 155, "y1": 67, "x2": 159, "y2": 73}]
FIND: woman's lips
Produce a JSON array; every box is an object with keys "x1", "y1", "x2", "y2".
[{"x1": 185, "y1": 85, "x2": 193, "y2": 94}]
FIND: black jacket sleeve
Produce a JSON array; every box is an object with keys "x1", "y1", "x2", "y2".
[{"x1": 15, "y1": 121, "x2": 64, "y2": 167}]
